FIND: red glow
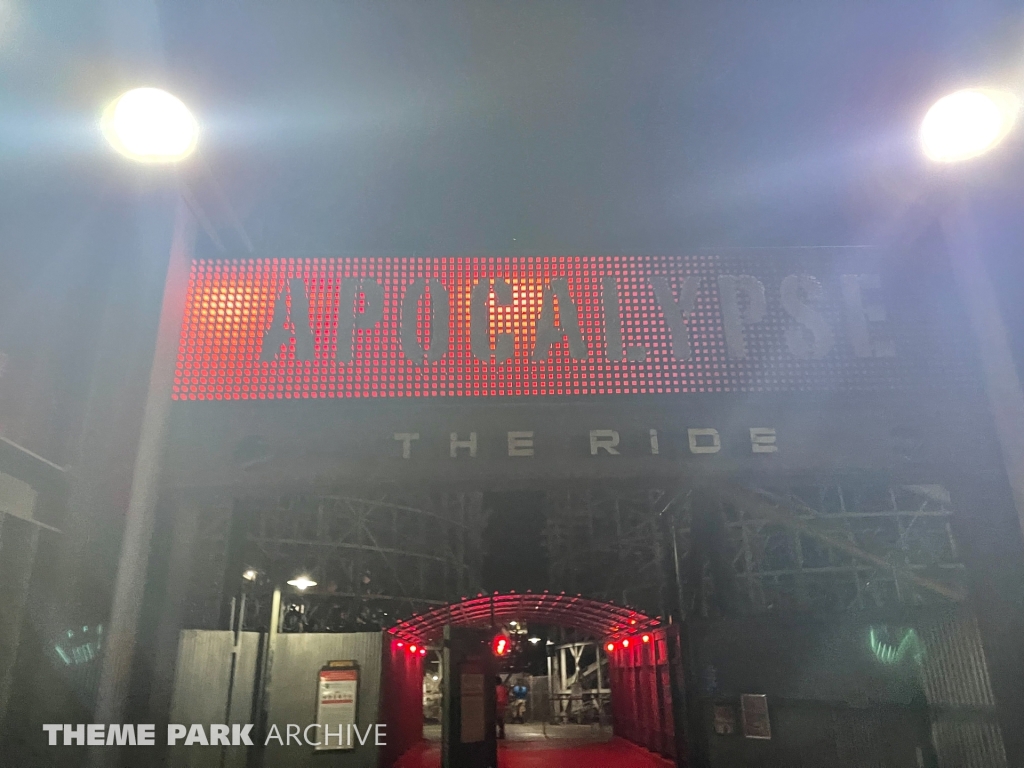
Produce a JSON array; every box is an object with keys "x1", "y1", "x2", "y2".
[
  {"x1": 409, "y1": 645, "x2": 417, "y2": 654},
  {"x1": 396, "y1": 642, "x2": 404, "y2": 648},
  {"x1": 606, "y1": 643, "x2": 615, "y2": 652},
  {"x1": 622, "y1": 639, "x2": 630, "y2": 648},
  {"x1": 642, "y1": 634, "x2": 651, "y2": 643},
  {"x1": 173, "y1": 256, "x2": 737, "y2": 400},
  {"x1": 493, "y1": 636, "x2": 509, "y2": 656},
  {"x1": 390, "y1": 592, "x2": 658, "y2": 647}
]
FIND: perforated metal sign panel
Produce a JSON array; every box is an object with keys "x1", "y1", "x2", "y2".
[{"x1": 173, "y1": 254, "x2": 974, "y2": 400}]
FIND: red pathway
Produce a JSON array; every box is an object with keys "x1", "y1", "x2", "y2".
[{"x1": 395, "y1": 735, "x2": 673, "y2": 768}]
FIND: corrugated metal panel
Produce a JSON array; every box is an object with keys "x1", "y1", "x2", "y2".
[
  {"x1": 0, "y1": 512, "x2": 41, "y2": 730},
  {"x1": 608, "y1": 628, "x2": 674, "y2": 758},
  {"x1": 920, "y1": 611, "x2": 994, "y2": 707},
  {"x1": 265, "y1": 632, "x2": 383, "y2": 768},
  {"x1": 932, "y1": 720, "x2": 1008, "y2": 768},
  {"x1": 379, "y1": 640, "x2": 424, "y2": 768},
  {"x1": 920, "y1": 611, "x2": 1007, "y2": 768},
  {"x1": 168, "y1": 630, "x2": 260, "y2": 768}
]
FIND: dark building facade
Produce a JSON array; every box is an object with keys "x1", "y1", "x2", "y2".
[{"x1": 148, "y1": 247, "x2": 1024, "y2": 766}]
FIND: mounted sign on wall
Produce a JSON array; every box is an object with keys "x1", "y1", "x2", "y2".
[
  {"x1": 173, "y1": 254, "x2": 948, "y2": 401},
  {"x1": 315, "y1": 661, "x2": 359, "y2": 751}
]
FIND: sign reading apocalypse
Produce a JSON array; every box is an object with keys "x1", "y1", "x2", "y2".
[{"x1": 174, "y1": 255, "x2": 899, "y2": 400}]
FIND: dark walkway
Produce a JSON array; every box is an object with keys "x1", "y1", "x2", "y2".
[{"x1": 395, "y1": 724, "x2": 673, "y2": 768}]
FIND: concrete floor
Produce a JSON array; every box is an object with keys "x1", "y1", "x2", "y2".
[{"x1": 398, "y1": 723, "x2": 672, "y2": 768}]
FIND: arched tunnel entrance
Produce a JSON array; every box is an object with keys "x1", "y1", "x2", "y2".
[{"x1": 385, "y1": 592, "x2": 676, "y2": 768}]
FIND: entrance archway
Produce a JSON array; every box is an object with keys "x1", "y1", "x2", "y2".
[
  {"x1": 389, "y1": 591, "x2": 662, "y2": 645},
  {"x1": 387, "y1": 592, "x2": 676, "y2": 768}
]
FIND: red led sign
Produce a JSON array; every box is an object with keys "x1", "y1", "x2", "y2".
[{"x1": 174, "y1": 255, "x2": 899, "y2": 400}]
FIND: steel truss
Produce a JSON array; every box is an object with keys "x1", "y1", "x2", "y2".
[
  {"x1": 543, "y1": 479, "x2": 965, "y2": 620},
  {"x1": 544, "y1": 485, "x2": 679, "y2": 615},
  {"x1": 714, "y1": 481, "x2": 965, "y2": 614},
  {"x1": 181, "y1": 488, "x2": 484, "y2": 630}
]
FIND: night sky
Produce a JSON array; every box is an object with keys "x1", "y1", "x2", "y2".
[{"x1": 1, "y1": 1, "x2": 1024, "y2": 443}]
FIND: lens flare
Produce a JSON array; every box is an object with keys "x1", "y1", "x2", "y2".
[
  {"x1": 102, "y1": 88, "x2": 198, "y2": 163},
  {"x1": 920, "y1": 88, "x2": 1020, "y2": 163}
]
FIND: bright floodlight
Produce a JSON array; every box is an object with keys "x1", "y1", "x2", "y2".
[
  {"x1": 920, "y1": 88, "x2": 1020, "y2": 163},
  {"x1": 242, "y1": 568, "x2": 259, "y2": 582},
  {"x1": 287, "y1": 576, "x2": 317, "y2": 590},
  {"x1": 102, "y1": 88, "x2": 198, "y2": 163}
]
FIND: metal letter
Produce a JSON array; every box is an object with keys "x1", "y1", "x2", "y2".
[
  {"x1": 717, "y1": 275, "x2": 766, "y2": 359},
  {"x1": 470, "y1": 278, "x2": 514, "y2": 363},
  {"x1": 750, "y1": 427, "x2": 778, "y2": 453},
  {"x1": 450, "y1": 432, "x2": 477, "y2": 458},
  {"x1": 533, "y1": 277, "x2": 589, "y2": 361},
  {"x1": 336, "y1": 279, "x2": 385, "y2": 363},
  {"x1": 603, "y1": 276, "x2": 624, "y2": 361},
  {"x1": 590, "y1": 430, "x2": 620, "y2": 455},
  {"x1": 508, "y1": 431, "x2": 534, "y2": 457},
  {"x1": 651, "y1": 276, "x2": 700, "y2": 361},
  {"x1": 394, "y1": 433, "x2": 420, "y2": 459},
  {"x1": 688, "y1": 428, "x2": 721, "y2": 454},
  {"x1": 401, "y1": 278, "x2": 451, "y2": 364},
  {"x1": 780, "y1": 274, "x2": 834, "y2": 359},
  {"x1": 260, "y1": 278, "x2": 315, "y2": 362},
  {"x1": 841, "y1": 274, "x2": 894, "y2": 358}
]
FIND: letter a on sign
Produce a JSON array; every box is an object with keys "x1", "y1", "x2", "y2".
[{"x1": 260, "y1": 278, "x2": 315, "y2": 362}]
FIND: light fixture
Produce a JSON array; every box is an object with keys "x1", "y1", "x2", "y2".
[
  {"x1": 605, "y1": 643, "x2": 615, "y2": 652},
  {"x1": 242, "y1": 568, "x2": 259, "y2": 582},
  {"x1": 920, "y1": 87, "x2": 1020, "y2": 163},
  {"x1": 432, "y1": 675, "x2": 439, "y2": 681},
  {"x1": 493, "y1": 636, "x2": 509, "y2": 656},
  {"x1": 509, "y1": 621, "x2": 518, "y2": 627},
  {"x1": 286, "y1": 576, "x2": 317, "y2": 590},
  {"x1": 101, "y1": 88, "x2": 199, "y2": 163},
  {"x1": 642, "y1": 634, "x2": 651, "y2": 643},
  {"x1": 528, "y1": 637, "x2": 541, "y2": 645}
]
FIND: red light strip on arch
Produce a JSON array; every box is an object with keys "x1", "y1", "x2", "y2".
[{"x1": 387, "y1": 591, "x2": 660, "y2": 645}]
